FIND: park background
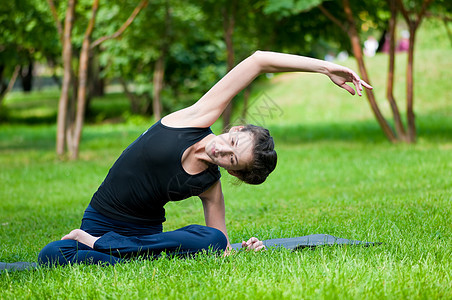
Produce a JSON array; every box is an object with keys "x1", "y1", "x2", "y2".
[{"x1": 1, "y1": 0, "x2": 451, "y2": 299}]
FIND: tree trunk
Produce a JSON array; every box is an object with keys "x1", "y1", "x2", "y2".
[
  {"x1": 119, "y1": 77, "x2": 142, "y2": 114},
  {"x1": 20, "y1": 62, "x2": 34, "y2": 92},
  {"x1": 0, "y1": 65, "x2": 21, "y2": 106},
  {"x1": 152, "y1": 0, "x2": 171, "y2": 121},
  {"x1": 241, "y1": 85, "x2": 252, "y2": 120},
  {"x1": 56, "y1": 0, "x2": 76, "y2": 157},
  {"x1": 221, "y1": 2, "x2": 236, "y2": 131},
  {"x1": 406, "y1": 25, "x2": 416, "y2": 142},
  {"x1": 0, "y1": 65, "x2": 6, "y2": 95},
  {"x1": 152, "y1": 55, "x2": 164, "y2": 120},
  {"x1": 442, "y1": 18, "x2": 452, "y2": 47},
  {"x1": 66, "y1": 78, "x2": 77, "y2": 155},
  {"x1": 342, "y1": 0, "x2": 397, "y2": 142},
  {"x1": 70, "y1": 0, "x2": 99, "y2": 160},
  {"x1": 68, "y1": 0, "x2": 147, "y2": 159},
  {"x1": 88, "y1": 51, "x2": 105, "y2": 98},
  {"x1": 397, "y1": 0, "x2": 433, "y2": 143},
  {"x1": 386, "y1": 0, "x2": 407, "y2": 141}
]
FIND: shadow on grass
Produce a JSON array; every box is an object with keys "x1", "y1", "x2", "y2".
[
  {"x1": 1, "y1": 113, "x2": 451, "y2": 153},
  {"x1": 0, "y1": 126, "x2": 141, "y2": 152},
  {"x1": 5, "y1": 114, "x2": 58, "y2": 125},
  {"x1": 0, "y1": 125, "x2": 56, "y2": 151},
  {"x1": 1, "y1": 92, "x2": 130, "y2": 126},
  {"x1": 269, "y1": 121, "x2": 388, "y2": 144},
  {"x1": 269, "y1": 115, "x2": 452, "y2": 145}
]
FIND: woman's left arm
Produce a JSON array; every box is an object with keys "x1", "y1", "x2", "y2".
[
  {"x1": 199, "y1": 181, "x2": 231, "y2": 250},
  {"x1": 165, "y1": 51, "x2": 371, "y2": 128},
  {"x1": 199, "y1": 180, "x2": 265, "y2": 254}
]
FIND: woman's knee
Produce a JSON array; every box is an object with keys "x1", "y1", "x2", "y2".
[
  {"x1": 208, "y1": 227, "x2": 228, "y2": 251},
  {"x1": 38, "y1": 240, "x2": 80, "y2": 266},
  {"x1": 179, "y1": 224, "x2": 228, "y2": 251}
]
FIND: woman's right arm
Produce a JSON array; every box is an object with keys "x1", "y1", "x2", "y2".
[{"x1": 162, "y1": 51, "x2": 371, "y2": 128}]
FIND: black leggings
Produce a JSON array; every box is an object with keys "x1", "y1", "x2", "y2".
[{"x1": 38, "y1": 205, "x2": 227, "y2": 266}]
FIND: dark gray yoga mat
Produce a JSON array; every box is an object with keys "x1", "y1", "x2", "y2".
[
  {"x1": 0, "y1": 261, "x2": 38, "y2": 274},
  {"x1": 1, "y1": 234, "x2": 378, "y2": 273},
  {"x1": 230, "y1": 234, "x2": 378, "y2": 251}
]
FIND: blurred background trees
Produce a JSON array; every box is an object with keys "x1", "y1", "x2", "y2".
[
  {"x1": 0, "y1": 0, "x2": 451, "y2": 158},
  {"x1": 0, "y1": 0, "x2": 59, "y2": 102}
]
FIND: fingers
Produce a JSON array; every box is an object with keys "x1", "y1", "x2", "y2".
[
  {"x1": 355, "y1": 82, "x2": 362, "y2": 96},
  {"x1": 253, "y1": 243, "x2": 266, "y2": 251},
  {"x1": 354, "y1": 79, "x2": 373, "y2": 96},
  {"x1": 223, "y1": 247, "x2": 232, "y2": 257},
  {"x1": 349, "y1": 78, "x2": 373, "y2": 97},
  {"x1": 242, "y1": 237, "x2": 266, "y2": 252},
  {"x1": 360, "y1": 80, "x2": 373, "y2": 89},
  {"x1": 341, "y1": 83, "x2": 356, "y2": 96},
  {"x1": 245, "y1": 237, "x2": 259, "y2": 245},
  {"x1": 61, "y1": 229, "x2": 79, "y2": 241},
  {"x1": 346, "y1": 69, "x2": 372, "y2": 96}
]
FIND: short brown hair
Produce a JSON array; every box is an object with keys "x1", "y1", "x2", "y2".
[{"x1": 233, "y1": 125, "x2": 277, "y2": 185}]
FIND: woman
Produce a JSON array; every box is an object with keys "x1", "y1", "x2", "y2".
[{"x1": 39, "y1": 51, "x2": 372, "y2": 265}]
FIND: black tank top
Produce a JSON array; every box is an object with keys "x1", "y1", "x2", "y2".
[{"x1": 90, "y1": 120, "x2": 221, "y2": 225}]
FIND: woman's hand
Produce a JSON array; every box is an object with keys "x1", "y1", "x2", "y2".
[
  {"x1": 324, "y1": 65, "x2": 373, "y2": 96},
  {"x1": 242, "y1": 237, "x2": 266, "y2": 251}
]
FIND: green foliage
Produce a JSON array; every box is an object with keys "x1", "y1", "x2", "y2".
[
  {"x1": 264, "y1": 0, "x2": 328, "y2": 17},
  {"x1": 0, "y1": 0, "x2": 59, "y2": 68}
]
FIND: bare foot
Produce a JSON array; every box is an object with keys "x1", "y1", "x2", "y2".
[{"x1": 61, "y1": 229, "x2": 100, "y2": 248}]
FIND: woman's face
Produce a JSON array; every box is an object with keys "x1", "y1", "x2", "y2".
[{"x1": 206, "y1": 127, "x2": 254, "y2": 171}]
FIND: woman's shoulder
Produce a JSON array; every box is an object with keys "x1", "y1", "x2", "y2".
[{"x1": 161, "y1": 110, "x2": 211, "y2": 129}]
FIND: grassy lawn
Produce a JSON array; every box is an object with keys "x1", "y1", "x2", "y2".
[{"x1": 1, "y1": 46, "x2": 451, "y2": 297}]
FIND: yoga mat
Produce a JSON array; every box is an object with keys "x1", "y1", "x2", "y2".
[
  {"x1": 0, "y1": 261, "x2": 38, "y2": 274},
  {"x1": 230, "y1": 234, "x2": 378, "y2": 251},
  {"x1": 1, "y1": 234, "x2": 378, "y2": 273}
]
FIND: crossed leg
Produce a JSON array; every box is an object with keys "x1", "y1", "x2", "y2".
[{"x1": 38, "y1": 225, "x2": 227, "y2": 266}]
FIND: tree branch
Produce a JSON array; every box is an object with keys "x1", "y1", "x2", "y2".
[
  {"x1": 46, "y1": 0, "x2": 64, "y2": 43},
  {"x1": 90, "y1": 0, "x2": 149, "y2": 49},
  {"x1": 425, "y1": 11, "x2": 452, "y2": 22},
  {"x1": 395, "y1": 0, "x2": 411, "y2": 24},
  {"x1": 318, "y1": 4, "x2": 348, "y2": 34},
  {"x1": 415, "y1": 0, "x2": 434, "y2": 28},
  {"x1": 85, "y1": 0, "x2": 99, "y2": 40},
  {"x1": 0, "y1": 65, "x2": 21, "y2": 105}
]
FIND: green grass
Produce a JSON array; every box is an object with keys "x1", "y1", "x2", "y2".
[{"x1": 1, "y1": 38, "x2": 452, "y2": 299}]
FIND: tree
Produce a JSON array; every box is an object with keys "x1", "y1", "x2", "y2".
[
  {"x1": 49, "y1": 0, "x2": 148, "y2": 159},
  {"x1": 102, "y1": 0, "x2": 232, "y2": 119},
  {"x1": 316, "y1": 0, "x2": 398, "y2": 142},
  {"x1": 395, "y1": 0, "x2": 434, "y2": 142},
  {"x1": 200, "y1": 0, "x2": 273, "y2": 130},
  {"x1": 424, "y1": 0, "x2": 452, "y2": 46},
  {"x1": 0, "y1": 0, "x2": 59, "y2": 106},
  {"x1": 318, "y1": 0, "x2": 434, "y2": 143},
  {"x1": 151, "y1": 0, "x2": 172, "y2": 120},
  {"x1": 100, "y1": 0, "x2": 179, "y2": 116},
  {"x1": 265, "y1": 0, "x2": 435, "y2": 143}
]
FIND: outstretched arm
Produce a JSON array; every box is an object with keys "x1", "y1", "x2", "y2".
[
  {"x1": 253, "y1": 51, "x2": 372, "y2": 96},
  {"x1": 199, "y1": 181, "x2": 266, "y2": 255},
  {"x1": 162, "y1": 51, "x2": 372, "y2": 128}
]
